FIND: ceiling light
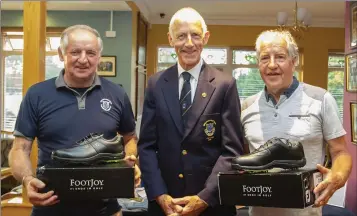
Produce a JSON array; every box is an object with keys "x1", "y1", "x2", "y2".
[{"x1": 276, "y1": 1, "x2": 311, "y2": 39}]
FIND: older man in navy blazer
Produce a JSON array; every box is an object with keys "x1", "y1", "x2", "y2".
[{"x1": 138, "y1": 7, "x2": 244, "y2": 216}]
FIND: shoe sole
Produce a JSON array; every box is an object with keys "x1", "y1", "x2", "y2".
[
  {"x1": 52, "y1": 152, "x2": 125, "y2": 165},
  {"x1": 231, "y1": 158, "x2": 306, "y2": 171}
]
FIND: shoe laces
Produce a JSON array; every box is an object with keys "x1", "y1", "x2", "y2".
[
  {"x1": 253, "y1": 139, "x2": 273, "y2": 152},
  {"x1": 254, "y1": 137, "x2": 292, "y2": 152},
  {"x1": 280, "y1": 138, "x2": 297, "y2": 148},
  {"x1": 76, "y1": 133, "x2": 102, "y2": 145}
]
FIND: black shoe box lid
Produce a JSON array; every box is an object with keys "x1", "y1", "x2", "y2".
[
  {"x1": 218, "y1": 168, "x2": 323, "y2": 208},
  {"x1": 36, "y1": 162, "x2": 134, "y2": 200}
]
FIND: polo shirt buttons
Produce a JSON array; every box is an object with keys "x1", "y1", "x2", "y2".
[
  {"x1": 274, "y1": 113, "x2": 278, "y2": 117},
  {"x1": 182, "y1": 150, "x2": 187, "y2": 155},
  {"x1": 178, "y1": 174, "x2": 184, "y2": 179}
]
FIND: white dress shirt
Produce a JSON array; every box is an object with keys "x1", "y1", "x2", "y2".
[{"x1": 178, "y1": 58, "x2": 203, "y2": 103}]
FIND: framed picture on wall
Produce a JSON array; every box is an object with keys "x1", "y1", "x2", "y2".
[
  {"x1": 351, "y1": 102, "x2": 357, "y2": 144},
  {"x1": 97, "y1": 56, "x2": 116, "y2": 77},
  {"x1": 351, "y1": 1, "x2": 357, "y2": 49},
  {"x1": 346, "y1": 52, "x2": 357, "y2": 92}
]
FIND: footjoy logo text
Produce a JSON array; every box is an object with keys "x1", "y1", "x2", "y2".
[
  {"x1": 69, "y1": 179, "x2": 104, "y2": 191},
  {"x1": 242, "y1": 185, "x2": 272, "y2": 197}
]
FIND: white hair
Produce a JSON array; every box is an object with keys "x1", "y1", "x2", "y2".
[
  {"x1": 169, "y1": 7, "x2": 207, "y2": 38},
  {"x1": 60, "y1": 24, "x2": 103, "y2": 54},
  {"x1": 255, "y1": 30, "x2": 299, "y2": 66}
]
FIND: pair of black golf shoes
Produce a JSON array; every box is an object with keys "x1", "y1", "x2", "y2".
[{"x1": 51, "y1": 134, "x2": 305, "y2": 170}]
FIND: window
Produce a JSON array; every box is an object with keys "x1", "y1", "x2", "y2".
[
  {"x1": 232, "y1": 50, "x2": 264, "y2": 102},
  {"x1": 157, "y1": 47, "x2": 177, "y2": 72},
  {"x1": 1, "y1": 31, "x2": 62, "y2": 132},
  {"x1": 327, "y1": 53, "x2": 344, "y2": 120},
  {"x1": 3, "y1": 54, "x2": 23, "y2": 132},
  {"x1": 45, "y1": 54, "x2": 63, "y2": 80},
  {"x1": 156, "y1": 47, "x2": 228, "y2": 72},
  {"x1": 156, "y1": 46, "x2": 304, "y2": 104}
]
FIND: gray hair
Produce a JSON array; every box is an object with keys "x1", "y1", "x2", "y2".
[
  {"x1": 255, "y1": 30, "x2": 299, "y2": 66},
  {"x1": 169, "y1": 7, "x2": 207, "y2": 38},
  {"x1": 60, "y1": 24, "x2": 103, "y2": 54}
]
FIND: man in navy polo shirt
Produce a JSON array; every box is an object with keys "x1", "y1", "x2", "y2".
[{"x1": 8, "y1": 25, "x2": 140, "y2": 216}]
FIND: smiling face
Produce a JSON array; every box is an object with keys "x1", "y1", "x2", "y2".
[
  {"x1": 168, "y1": 20, "x2": 210, "y2": 71},
  {"x1": 59, "y1": 29, "x2": 101, "y2": 87},
  {"x1": 258, "y1": 37, "x2": 296, "y2": 95}
]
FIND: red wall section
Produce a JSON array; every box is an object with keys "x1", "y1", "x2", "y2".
[{"x1": 344, "y1": 1, "x2": 357, "y2": 214}]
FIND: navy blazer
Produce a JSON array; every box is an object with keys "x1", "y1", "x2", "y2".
[{"x1": 138, "y1": 62, "x2": 244, "y2": 208}]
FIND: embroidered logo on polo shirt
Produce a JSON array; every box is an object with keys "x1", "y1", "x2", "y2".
[{"x1": 100, "y1": 99, "x2": 112, "y2": 111}]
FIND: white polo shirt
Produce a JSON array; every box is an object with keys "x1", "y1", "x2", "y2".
[{"x1": 241, "y1": 82, "x2": 346, "y2": 216}]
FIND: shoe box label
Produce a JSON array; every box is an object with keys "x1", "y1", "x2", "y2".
[
  {"x1": 69, "y1": 178, "x2": 104, "y2": 190},
  {"x1": 218, "y1": 169, "x2": 321, "y2": 208},
  {"x1": 37, "y1": 163, "x2": 134, "y2": 200}
]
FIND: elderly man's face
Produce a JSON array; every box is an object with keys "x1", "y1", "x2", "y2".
[
  {"x1": 59, "y1": 29, "x2": 101, "y2": 85},
  {"x1": 168, "y1": 20, "x2": 209, "y2": 70},
  {"x1": 258, "y1": 38, "x2": 296, "y2": 95}
]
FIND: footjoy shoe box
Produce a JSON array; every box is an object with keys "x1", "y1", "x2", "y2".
[
  {"x1": 37, "y1": 162, "x2": 134, "y2": 200},
  {"x1": 218, "y1": 169, "x2": 323, "y2": 208}
]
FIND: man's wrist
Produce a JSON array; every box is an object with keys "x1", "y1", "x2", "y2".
[
  {"x1": 197, "y1": 195, "x2": 208, "y2": 207},
  {"x1": 125, "y1": 152, "x2": 138, "y2": 158},
  {"x1": 155, "y1": 194, "x2": 167, "y2": 202},
  {"x1": 334, "y1": 171, "x2": 347, "y2": 187},
  {"x1": 22, "y1": 175, "x2": 35, "y2": 187}
]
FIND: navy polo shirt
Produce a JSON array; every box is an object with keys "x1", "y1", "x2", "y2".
[{"x1": 14, "y1": 70, "x2": 136, "y2": 167}]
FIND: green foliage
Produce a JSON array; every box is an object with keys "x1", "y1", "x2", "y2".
[
  {"x1": 328, "y1": 56, "x2": 345, "y2": 68},
  {"x1": 234, "y1": 53, "x2": 263, "y2": 99},
  {"x1": 244, "y1": 53, "x2": 258, "y2": 64},
  {"x1": 327, "y1": 71, "x2": 344, "y2": 118},
  {"x1": 234, "y1": 68, "x2": 265, "y2": 99},
  {"x1": 327, "y1": 55, "x2": 345, "y2": 119}
]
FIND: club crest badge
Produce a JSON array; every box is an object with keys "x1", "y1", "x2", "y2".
[
  {"x1": 100, "y1": 98, "x2": 112, "y2": 111},
  {"x1": 203, "y1": 119, "x2": 216, "y2": 141}
]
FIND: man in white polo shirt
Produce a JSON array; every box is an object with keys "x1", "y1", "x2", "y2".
[{"x1": 241, "y1": 30, "x2": 352, "y2": 216}]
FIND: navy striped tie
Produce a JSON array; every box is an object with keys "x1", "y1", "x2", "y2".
[{"x1": 180, "y1": 72, "x2": 192, "y2": 127}]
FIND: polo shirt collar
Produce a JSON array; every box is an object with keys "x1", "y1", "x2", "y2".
[
  {"x1": 55, "y1": 69, "x2": 101, "y2": 88},
  {"x1": 264, "y1": 76, "x2": 299, "y2": 103}
]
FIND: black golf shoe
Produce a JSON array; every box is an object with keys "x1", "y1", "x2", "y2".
[
  {"x1": 232, "y1": 137, "x2": 306, "y2": 170},
  {"x1": 51, "y1": 133, "x2": 125, "y2": 165}
]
